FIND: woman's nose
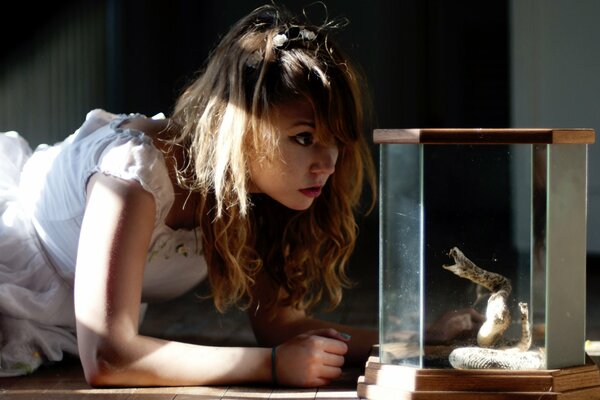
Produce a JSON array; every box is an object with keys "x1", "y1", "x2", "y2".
[{"x1": 310, "y1": 145, "x2": 338, "y2": 175}]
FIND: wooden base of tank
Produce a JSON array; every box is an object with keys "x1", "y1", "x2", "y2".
[{"x1": 357, "y1": 347, "x2": 600, "y2": 399}]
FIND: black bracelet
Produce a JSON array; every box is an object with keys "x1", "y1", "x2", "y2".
[{"x1": 271, "y1": 346, "x2": 278, "y2": 386}]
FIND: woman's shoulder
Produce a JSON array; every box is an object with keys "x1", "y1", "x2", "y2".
[
  {"x1": 108, "y1": 115, "x2": 196, "y2": 231},
  {"x1": 76, "y1": 109, "x2": 178, "y2": 148},
  {"x1": 88, "y1": 112, "x2": 180, "y2": 185},
  {"x1": 118, "y1": 116, "x2": 179, "y2": 146}
]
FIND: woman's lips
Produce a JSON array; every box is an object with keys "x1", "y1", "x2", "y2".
[{"x1": 299, "y1": 186, "x2": 322, "y2": 198}]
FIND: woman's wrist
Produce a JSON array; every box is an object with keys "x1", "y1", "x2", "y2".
[{"x1": 257, "y1": 346, "x2": 274, "y2": 385}]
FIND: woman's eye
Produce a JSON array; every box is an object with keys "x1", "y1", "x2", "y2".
[{"x1": 292, "y1": 132, "x2": 314, "y2": 146}]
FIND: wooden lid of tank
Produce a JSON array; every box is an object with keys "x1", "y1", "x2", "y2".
[{"x1": 374, "y1": 128, "x2": 596, "y2": 144}]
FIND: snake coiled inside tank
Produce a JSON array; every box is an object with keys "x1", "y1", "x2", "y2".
[{"x1": 442, "y1": 247, "x2": 545, "y2": 370}]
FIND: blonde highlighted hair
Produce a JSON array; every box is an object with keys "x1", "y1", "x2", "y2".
[{"x1": 170, "y1": 3, "x2": 376, "y2": 313}]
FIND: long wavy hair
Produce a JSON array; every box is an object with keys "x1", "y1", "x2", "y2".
[{"x1": 170, "y1": 3, "x2": 376, "y2": 313}]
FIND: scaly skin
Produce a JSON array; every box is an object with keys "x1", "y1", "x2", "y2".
[
  {"x1": 443, "y1": 247, "x2": 512, "y2": 347},
  {"x1": 442, "y1": 248, "x2": 542, "y2": 370}
]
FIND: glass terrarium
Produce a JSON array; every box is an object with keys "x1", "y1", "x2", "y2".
[{"x1": 359, "y1": 128, "x2": 600, "y2": 399}]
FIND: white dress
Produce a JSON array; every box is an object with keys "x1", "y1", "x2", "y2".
[{"x1": 0, "y1": 109, "x2": 207, "y2": 376}]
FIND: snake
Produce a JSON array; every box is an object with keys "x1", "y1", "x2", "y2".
[{"x1": 442, "y1": 247, "x2": 545, "y2": 370}]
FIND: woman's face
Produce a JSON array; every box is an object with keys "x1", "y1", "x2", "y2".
[{"x1": 248, "y1": 101, "x2": 339, "y2": 210}]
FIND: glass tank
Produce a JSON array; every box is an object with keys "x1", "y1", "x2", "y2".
[{"x1": 377, "y1": 128, "x2": 594, "y2": 371}]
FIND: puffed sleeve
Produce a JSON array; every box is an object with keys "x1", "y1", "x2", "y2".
[{"x1": 95, "y1": 123, "x2": 174, "y2": 227}]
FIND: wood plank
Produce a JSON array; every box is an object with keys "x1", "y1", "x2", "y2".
[
  {"x1": 221, "y1": 386, "x2": 274, "y2": 399},
  {"x1": 358, "y1": 347, "x2": 600, "y2": 400},
  {"x1": 315, "y1": 386, "x2": 361, "y2": 399},
  {"x1": 559, "y1": 386, "x2": 600, "y2": 399},
  {"x1": 357, "y1": 377, "x2": 558, "y2": 400},
  {"x1": 365, "y1": 366, "x2": 554, "y2": 392},
  {"x1": 553, "y1": 369, "x2": 600, "y2": 392},
  {"x1": 364, "y1": 361, "x2": 600, "y2": 393},
  {"x1": 373, "y1": 128, "x2": 595, "y2": 144},
  {"x1": 172, "y1": 385, "x2": 229, "y2": 399},
  {"x1": 270, "y1": 388, "x2": 317, "y2": 399}
]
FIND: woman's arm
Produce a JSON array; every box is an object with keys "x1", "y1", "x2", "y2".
[
  {"x1": 75, "y1": 174, "x2": 273, "y2": 387},
  {"x1": 247, "y1": 270, "x2": 378, "y2": 370}
]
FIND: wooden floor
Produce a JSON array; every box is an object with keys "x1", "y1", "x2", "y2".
[{"x1": 0, "y1": 357, "x2": 364, "y2": 399}]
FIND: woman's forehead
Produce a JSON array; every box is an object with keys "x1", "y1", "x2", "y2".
[{"x1": 272, "y1": 100, "x2": 315, "y2": 126}]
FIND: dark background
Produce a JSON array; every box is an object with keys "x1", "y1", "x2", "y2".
[{"x1": 0, "y1": 0, "x2": 509, "y2": 132}]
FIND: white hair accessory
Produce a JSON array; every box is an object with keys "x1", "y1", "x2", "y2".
[
  {"x1": 247, "y1": 27, "x2": 318, "y2": 68},
  {"x1": 273, "y1": 33, "x2": 288, "y2": 48},
  {"x1": 273, "y1": 27, "x2": 317, "y2": 49},
  {"x1": 299, "y1": 29, "x2": 316, "y2": 41}
]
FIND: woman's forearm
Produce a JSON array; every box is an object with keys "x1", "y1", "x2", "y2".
[{"x1": 82, "y1": 333, "x2": 271, "y2": 387}]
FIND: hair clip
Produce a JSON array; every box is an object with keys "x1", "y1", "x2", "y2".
[
  {"x1": 247, "y1": 26, "x2": 318, "y2": 68},
  {"x1": 299, "y1": 29, "x2": 316, "y2": 41},
  {"x1": 273, "y1": 33, "x2": 288, "y2": 48},
  {"x1": 272, "y1": 26, "x2": 317, "y2": 49}
]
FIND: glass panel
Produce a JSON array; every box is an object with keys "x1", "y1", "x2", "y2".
[
  {"x1": 531, "y1": 144, "x2": 547, "y2": 356},
  {"x1": 380, "y1": 143, "x2": 543, "y2": 369},
  {"x1": 421, "y1": 145, "x2": 533, "y2": 368},
  {"x1": 379, "y1": 144, "x2": 423, "y2": 366}
]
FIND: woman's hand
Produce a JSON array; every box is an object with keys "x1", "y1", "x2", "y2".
[
  {"x1": 247, "y1": 267, "x2": 376, "y2": 387},
  {"x1": 274, "y1": 328, "x2": 350, "y2": 387}
]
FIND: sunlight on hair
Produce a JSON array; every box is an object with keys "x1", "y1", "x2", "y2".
[{"x1": 214, "y1": 102, "x2": 249, "y2": 217}]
